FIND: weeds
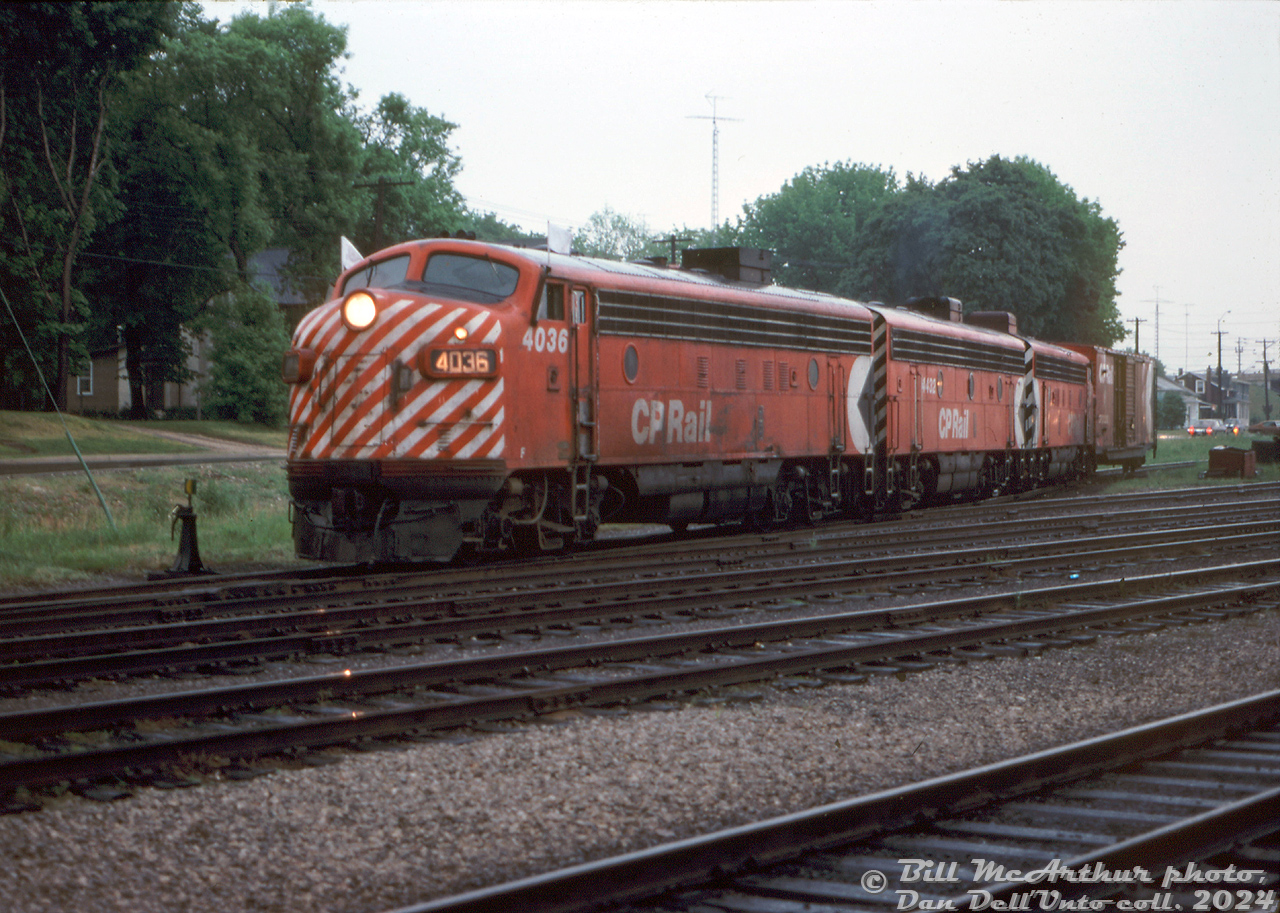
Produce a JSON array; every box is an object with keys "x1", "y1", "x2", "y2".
[{"x1": 0, "y1": 460, "x2": 302, "y2": 590}]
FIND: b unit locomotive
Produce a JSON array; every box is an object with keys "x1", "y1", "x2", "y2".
[{"x1": 282, "y1": 239, "x2": 1154, "y2": 563}]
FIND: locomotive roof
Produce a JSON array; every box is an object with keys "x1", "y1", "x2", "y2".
[
  {"x1": 344, "y1": 240, "x2": 1090, "y2": 363},
  {"x1": 500, "y1": 244, "x2": 874, "y2": 317}
]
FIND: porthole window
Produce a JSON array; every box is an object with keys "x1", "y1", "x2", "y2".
[
  {"x1": 623, "y1": 345, "x2": 639, "y2": 383},
  {"x1": 967, "y1": 372, "x2": 975, "y2": 400},
  {"x1": 937, "y1": 371, "x2": 944, "y2": 397},
  {"x1": 808, "y1": 358, "x2": 820, "y2": 390}
]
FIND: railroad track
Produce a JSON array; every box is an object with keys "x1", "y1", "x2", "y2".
[
  {"x1": 386, "y1": 690, "x2": 1280, "y2": 913},
  {"x1": 2, "y1": 480, "x2": 1275, "y2": 618},
  {"x1": 2, "y1": 560, "x2": 1277, "y2": 806},
  {"x1": 3, "y1": 483, "x2": 1277, "y2": 686},
  {"x1": 2, "y1": 508, "x2": 1277, "y2": 689}
]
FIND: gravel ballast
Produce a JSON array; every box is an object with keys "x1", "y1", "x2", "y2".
[{"x1": 2, "y1": 608, "x2": 1278, "y2": 913}]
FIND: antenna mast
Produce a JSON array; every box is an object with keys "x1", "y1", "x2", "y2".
[{"x1": 688, "y1": 93, "x2": 741, "y2": 228}]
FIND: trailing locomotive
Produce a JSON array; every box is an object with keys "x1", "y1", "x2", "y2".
[{"x1": 282, "y1": 239, "x2": 1154, "y2": 563}]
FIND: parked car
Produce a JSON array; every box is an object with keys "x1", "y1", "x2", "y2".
[
  {"x1": 1187, "y1": 419, "x2": 1224, "y2": 436},
  {"x1": 1248, "y1": 419, "x2": 1280, "y2": 437},
  {"x1": 1222, "y1": 419, "x2": 1244, "y2": 435}
]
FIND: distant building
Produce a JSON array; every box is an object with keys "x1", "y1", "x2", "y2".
[
  {"x1": 67, "y1": 328, "x2": 212, "y2": 417},
  {"x1": 1174, "y1": 369, "x2": 1250, "y2": 422},
  {"x1": 1157, "y1": 375, "x2": 1204, "y2": 427},
  {"x1": 249, "y1": 247, "x2": 312, "y2": 328},
  {"x1": 65, "y1": 249, "x2": 308, "y2": 416}
]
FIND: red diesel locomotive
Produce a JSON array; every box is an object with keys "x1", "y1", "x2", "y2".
[{"x1": 282, "y1": 240, "x2": 1154, "y2": 563}]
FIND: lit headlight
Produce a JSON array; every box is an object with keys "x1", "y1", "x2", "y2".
[{"x1": 342, "y1": 291, "x2": 378, "y2": 331}]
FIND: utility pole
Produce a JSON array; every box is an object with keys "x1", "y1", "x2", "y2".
[
  {"x1": 1214, "y1": 319, "x2": 1229, "y2": 418},
  {"x1": 353, "y1": 177, "x2": 414, "y2": 251},
  {"x1": 1132, "y1": 317, "x2": 1147, "y2": 353},
  {"x1": 688, "y1": 94, "x2": 741, "y2": 229},
  {"x1": 653, "y1": 234, "x2": 692, "y2": 264},
  {"x1": 1141, "y1": 287, "x2": 1166, "y2": 361},
  {"x1": 1184, "y1": 304, "x2": 1191, "y2": 374},
  {"x1": 1257, "y1": 337, "x2": 1274, "y2": 420},
  {"x1": 1151, "y1": 286, "x2": 1161, "y2": 362}
]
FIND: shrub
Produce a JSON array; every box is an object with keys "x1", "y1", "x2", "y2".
[
  {"x1": 203, "y1": 288, "x2": 289, "y2": 426},
  {"x1": 1157, "y1": 391, "x2": 1188, "y2": 430}
]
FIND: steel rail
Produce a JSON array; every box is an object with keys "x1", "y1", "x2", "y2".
[
  {"x1": 381, "y1": 690, "x2": 1280, "y2": 913},
  {"x1": 955, "y1": 787, "x2": 1280, "y2": 911},
  {"x1": 3, "y1": 525, "x2": 1278, "y2": 688},
  {"x1": 6, "y1": 512, "x2": 1277, "y2": 657},
  {"x1": 1, "y1": 481, "x2": 1274, "y2": 620},
  {"x1": 5, "y1": 504, "x2": 1274, "y2": 647},
  {"x1": 1, "y1": 569, "x2": 1276, "y2": 791}
]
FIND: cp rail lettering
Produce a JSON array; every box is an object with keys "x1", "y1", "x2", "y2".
[{"x1": 631, "y1": 397, "x2": 713, "y2": 445}]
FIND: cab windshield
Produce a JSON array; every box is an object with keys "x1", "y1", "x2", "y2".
[
  {"x1": 340, "y1": 254, "x2": 411, "y2": 296},
  {"x1": 412, "y1": 253, "x2": 520, "y2": 305}
]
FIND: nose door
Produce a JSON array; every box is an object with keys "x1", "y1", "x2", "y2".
[{"x1": 321, "y1": 353, "x2": 385, "y2": 458}]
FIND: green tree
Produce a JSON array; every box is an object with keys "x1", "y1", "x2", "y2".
[
  {"x1": 0, "y1": 1, "x2": 174, "y2": 409},
  {"x1": 200, "y1": 287, "x2": 289, "y2": 426},
  {"x1": 352, "y1": 92, "x2": 466, "y2": 251},
  {"x1": 734, "y1": 162, "x2": 898, "y2": 294},
  {"x1": 87, "y1": 4, "x2": 474, "y2": 414},
  {"x1": 1158, "y1": 390, "x2": 1188, "y2": 430},
  {"x1": 83, "y1": 4, "x2": 251, "y2": 416},
  {"x1": 206, "y1": 5, "x2": 364, "y2": 301},
  {"x1": 574, "y1": 207, "x2": 664, "y2": 260},
  {"x1": 460, "y1": 210, "x2": 539, "y2": 245},
  {"x1": 857, "y1": 156, "x2": 1124, "y2": 344}
]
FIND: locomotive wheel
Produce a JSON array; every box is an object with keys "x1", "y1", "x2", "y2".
[
  {"x1": 511, "y1": 522, "x2": 566, "y2": 554},
  {"x1": 504, "y1": 473, "x2": 575, "y2": 555}
]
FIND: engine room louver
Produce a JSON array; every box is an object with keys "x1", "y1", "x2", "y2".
[
  {"x1": 597, "y1": 290, "x2": 872, "y2": 354},
  {"x1": 890, "y1": 328, "x2": 1025, "y2": 375},
  {"x1": 1035, "y1": 355, "x2": 1089, "y2": 385}
]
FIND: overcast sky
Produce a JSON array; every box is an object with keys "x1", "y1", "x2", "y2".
[{"x1": 210, "y1": 0, "x2": 1279, "y2": 376}]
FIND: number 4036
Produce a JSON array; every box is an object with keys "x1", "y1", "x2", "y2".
[{"x1": 522, "y1": 327, "x2": 569, "y2": 354}]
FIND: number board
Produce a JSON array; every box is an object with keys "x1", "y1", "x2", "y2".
[{"x1": 423, "y1": 348, "x2": 498, "y2": 379}]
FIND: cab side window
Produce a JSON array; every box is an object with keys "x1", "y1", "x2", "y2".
[{"x1": 543, "y1": 283, "x2": 566, "y2": 321}]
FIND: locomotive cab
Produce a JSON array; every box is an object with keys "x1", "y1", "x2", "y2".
[{"x1": 283, "y1": 241, "x2": 538, "y2": 562}]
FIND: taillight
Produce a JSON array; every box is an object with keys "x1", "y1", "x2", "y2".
[{"x1": 282, "y1": 348, "x2": 317, "y2": 384}]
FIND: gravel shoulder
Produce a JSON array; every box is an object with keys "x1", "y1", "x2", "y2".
[{"x1": 3, "y1": 607, "x2": 1278, "y2": 913}]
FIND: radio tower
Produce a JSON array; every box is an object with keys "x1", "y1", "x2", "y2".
[{"x1": 688, "y1": 93, "x2": 740, "y2": 228}]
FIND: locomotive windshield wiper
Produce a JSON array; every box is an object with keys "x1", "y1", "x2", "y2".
[{"x1": 406, "y1": 279, "x2": 505, "y2": 306}]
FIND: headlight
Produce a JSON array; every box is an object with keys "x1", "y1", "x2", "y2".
[{"x1": 342, "y1": 290, "x2": 378, "y2": 331}]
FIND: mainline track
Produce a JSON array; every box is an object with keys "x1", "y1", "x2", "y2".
[
  {"x1": 3, "y1": 507, "x2": 1278, "y2": 689},
  {"x1": 1, "y1": 482, "x2": 1275, "y2": 623},
  {"x1": 2, "y1": 562, "x2": 1277, "y2": 797},
  {"x1": 382, "y1": 691, "x2": 1280, "y2": 913}
]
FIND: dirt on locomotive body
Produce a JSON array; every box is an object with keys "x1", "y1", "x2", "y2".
[{"x1": 282, "y1": 240, "x2": 1154, "y2": 563}]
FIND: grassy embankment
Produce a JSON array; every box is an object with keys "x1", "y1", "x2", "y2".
[
  {"x1": 0, "y1": 411, "x2": 1276, "y2": 591},
  {"x1": 0, "y1": 411, "x2": 296, "y2": 590},
  {"x1": 1101, "y1": 431, "x2": 1280, "y2": 493}
]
